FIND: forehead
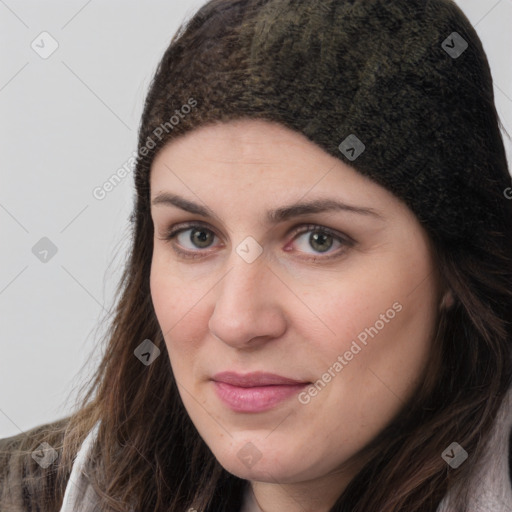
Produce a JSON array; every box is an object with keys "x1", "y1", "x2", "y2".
[
  {"x1": 150, "y1": 119, "x2": 362, "y2": 189},
  {"x1": 152, "y1": 119, "x2": 329, "y2": 166},
  {"x1": 148, "y1": 118, "x2": 413, "y2": 226}
]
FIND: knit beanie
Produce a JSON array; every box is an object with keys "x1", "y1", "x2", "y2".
[{"x1": 136, "y1": 0, "x2": 512, "y2": 259}]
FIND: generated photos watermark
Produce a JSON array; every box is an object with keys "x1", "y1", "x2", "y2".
[{"x1": 441, "y1": 442, "x2": 468, "y2": 469}]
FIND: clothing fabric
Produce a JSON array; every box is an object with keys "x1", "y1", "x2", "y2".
[
  {"x1": 25, "y1": 386, "x2": 509, "y2": 512},
  {"x1": 58, "y1": 420, "x2": 100, "y2": 512},
  {"x1": 436, "y1": 385, "x2": 512, "y2": 511}
]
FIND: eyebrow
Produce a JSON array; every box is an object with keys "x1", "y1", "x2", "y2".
[{"x1": 151, "y1": 192, "x2": 385, "y2": 224}]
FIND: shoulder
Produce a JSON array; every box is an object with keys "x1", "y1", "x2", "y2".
[
  {"x1": 0, "y1": 417, "x2": 72, "y2": 512},
  {"x1": 447, "y1": 389, "x2": 512, "y2": 511}
]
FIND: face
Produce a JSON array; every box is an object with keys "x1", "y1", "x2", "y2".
[{"x1": 149, "y1": 119, "x2": 449, "y2": 493}]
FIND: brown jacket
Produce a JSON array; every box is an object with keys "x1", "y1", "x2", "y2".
[{"x1": 0, "y1": 417, "x2": 72, "y2": 511}]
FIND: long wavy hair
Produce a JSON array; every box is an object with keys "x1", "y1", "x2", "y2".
[{"x1": 7, "y1": 0, "x2": 512, "y2": 511}]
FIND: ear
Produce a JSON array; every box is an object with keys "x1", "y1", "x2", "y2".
[{"x1": 439, "y1": 289, "x2": 455, "y2": 311}]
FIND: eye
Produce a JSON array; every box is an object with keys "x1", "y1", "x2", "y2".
[
  {"x1": 158, "y1": 221, "x2": 354, "y2": 261},
  {"x1": 287, "y1": 224, "x2": 353, "y2": 260},
  {"x1": 160, "y1": 222, "x2": 218, "y2": 259}
]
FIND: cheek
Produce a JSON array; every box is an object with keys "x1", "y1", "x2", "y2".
[
  {"x1": 304, "y1": 268, "x2": 407, "y2": 357},
  {"x1": 150, "y1": 256, "x2": 181, "y2": 349},
  {"x1": 308, "y1": 249, "x2": 438, "y2": 402},
  {"x1": 149, "y1": 254, "x2": 209, "y2": 370},
  {"x1": 150, "y1": 256, "x2": 176, "y2": 330},
  {"x1": 150, "y1": 248, "x2": 197, "y2": 326},
  {"x1": 333, "y1": 245, "x2": 436, "y2": 344}
]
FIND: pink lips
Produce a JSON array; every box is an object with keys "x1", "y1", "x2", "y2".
[{"x1": 212, "y1": 371, "x2": 309, "y2": 413}]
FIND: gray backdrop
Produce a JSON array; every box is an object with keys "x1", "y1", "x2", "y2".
[{"x1": 1, "y1": 0, "x2": 511, "y2": 438}]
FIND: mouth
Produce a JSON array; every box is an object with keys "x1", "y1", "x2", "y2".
[{"x1": 211, "y1": 371, "x2": 310, "y2": 413}]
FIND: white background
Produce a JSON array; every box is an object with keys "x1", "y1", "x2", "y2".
[{"x1": 1, "y1": 0, "x2": 511, "y2": 438}]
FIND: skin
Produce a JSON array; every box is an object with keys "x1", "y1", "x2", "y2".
[{"x1": 149, "y1": 118, "x2": 454, "y2": 512}]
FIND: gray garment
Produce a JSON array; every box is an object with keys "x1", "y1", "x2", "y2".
[
  {"x1": 436, "y1": 385, "x2": 512, "y2": 512},
  {"x1": 58, "y1": 421, "x2": 102, "y2": 512}
]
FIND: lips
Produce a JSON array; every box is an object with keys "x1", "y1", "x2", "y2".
[
  {"x1": 212, "y1": 371, "x2": 309, "y2": 387},
  {"x1": 211, "y1": 371, "x2": 310, "y2": 412}
]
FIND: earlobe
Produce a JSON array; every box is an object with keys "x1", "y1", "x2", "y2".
[{"x1": 440, "y1": 289, "x2": 455, "y2": 311}]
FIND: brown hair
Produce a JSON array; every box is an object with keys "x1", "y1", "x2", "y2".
[{"x1": 4, "y1": 1, "x2": 511, "y2": 511}]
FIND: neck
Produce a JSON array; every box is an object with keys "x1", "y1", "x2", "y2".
[{"x1": 244, "y1": 468, "x2": 357, "y2": 512}]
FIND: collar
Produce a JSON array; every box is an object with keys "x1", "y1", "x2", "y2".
[{"x1": 58, "y1": 421, "x2": 100, "y2": 512}]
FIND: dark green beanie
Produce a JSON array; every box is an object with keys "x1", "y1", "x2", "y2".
[{"x1": 136, "y1": 0, "x2": 512, "y2": 254}]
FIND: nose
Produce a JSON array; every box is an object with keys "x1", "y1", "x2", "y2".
[{"x1": 208, "y1": 251, "x2": 287, "y2": 350}]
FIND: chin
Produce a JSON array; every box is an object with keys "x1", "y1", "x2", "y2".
[{"x1": 210, "y1": 440, "x2": 307, "y2": 483}]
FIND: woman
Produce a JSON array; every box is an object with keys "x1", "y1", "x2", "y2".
[{"x1": 1, "y1": 0, "x2": 511, "y2": 511}]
